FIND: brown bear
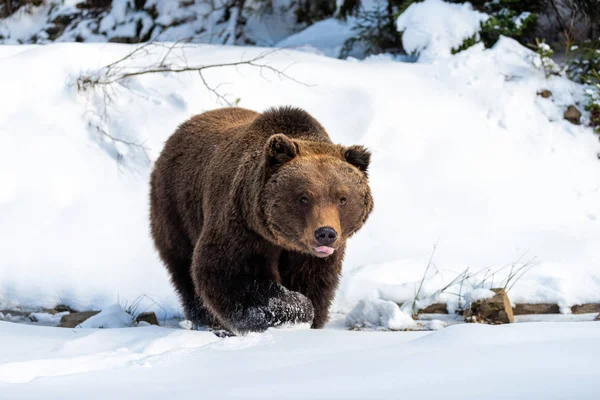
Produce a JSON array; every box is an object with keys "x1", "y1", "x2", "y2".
[{"x1": 150, "y1": 106, "x2": 373, "y2": 334}]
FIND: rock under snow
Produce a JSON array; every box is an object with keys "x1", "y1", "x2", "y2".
[
  {"x1": 59, "y1": 311, "x2": 101, "y2": 328},
  {"x1": 465, "y1": 288, "x2": 515, "y2": 324},
  {"x1": 564, "y1": 105, "x2": 582, "y2": 125},
  {"x1": 136, "y1": 311, "x2": 159, "y2": 326}
]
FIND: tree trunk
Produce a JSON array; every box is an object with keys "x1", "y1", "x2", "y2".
[{"x1": 5, "y1": 0, "x2": 13, "y2": 16}]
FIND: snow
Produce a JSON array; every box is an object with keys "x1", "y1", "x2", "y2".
[
  {"x1": 515, "y1": 313, "x2": 599, "y2": 323},
  {"x1": 345, "y1": 299, "x2": 417, "y2": 330},
  {"x1": 396, "y1": 0, "x2": 488, "y2": 62},
  {"x1": 514, "y1": 12, "x2": 532, "y2": 29},
  {"x1": 276, "y1": 18, "x2": 355, "y2": 58},
  {"x1": 27, "y1": 311, "x2": 69, "y2": 326},
  {"x1": 0, "y1": 3, "x2": 53, "y2": 43},
  {"x1": 463, "y1": 288, "x2": 496, "y2": 305},
  {"x1": 1, "y1": 320, "x2": 599, "y2": 398},
  {"x1": 77, "y1": 304, "x2": 134, "y2": 329}
]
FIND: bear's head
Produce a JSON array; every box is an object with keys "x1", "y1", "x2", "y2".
[{"x1": 261, "y1": 134, "x2": 373, "y2": 258}]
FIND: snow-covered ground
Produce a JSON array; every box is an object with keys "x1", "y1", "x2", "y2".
[{"x1": 1, "y1": 320, "x2": 599, "y2": 399}]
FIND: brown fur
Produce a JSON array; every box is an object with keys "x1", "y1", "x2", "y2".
[{"x1": 150, "y1": 106, "x2": 374, "y2": 334}]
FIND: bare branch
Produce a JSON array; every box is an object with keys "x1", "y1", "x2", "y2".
[
  {"x1": 76, "y1": 41, "x2": 309, "y2": 168},
  {"x1": 79, "y1": 47, "x2": 309, "y2": 89},
  {"x1": 199, "y1": 69, "x2": 234, "y2": 106}
]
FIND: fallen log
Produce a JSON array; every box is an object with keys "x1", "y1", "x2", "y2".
[
  {"x1": 571, "y1": 303, "x2": 600, "y2": 314},
  {"x1": 407, "y1": 302, "x2": 600, "y2": 316},
  {"x1": 419, "y1": 303, "x2": 448, "y2": 314},
  {"x1": 513, "y1": 303, "x2": 559, "y2": 315}
]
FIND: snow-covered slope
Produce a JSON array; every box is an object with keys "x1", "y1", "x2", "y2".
[
  {"x1": 1, "y1": 320, "x2": 599, "y2": 398},
  {"x1": 1, "y1": 37, "x2": 599, "y2": 318}
]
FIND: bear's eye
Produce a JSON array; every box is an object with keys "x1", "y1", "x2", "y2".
[
  {"x1": 299, "y1": 196, "x2": 309, "y2": 205},
  {"x1": 339, "y1": 197, "x2": 347, "y2": 206}
]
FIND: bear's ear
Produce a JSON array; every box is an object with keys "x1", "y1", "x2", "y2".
[
  {"x1": 344, "y1": 145, "x2": 371, "y2": 174},
  {"x1": 265, "y1": 134, "x2": 298, "y2": 169}
]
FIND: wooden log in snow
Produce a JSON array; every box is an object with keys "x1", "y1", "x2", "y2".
[
  {"x1": 571, "y1": 303, "x2": 600, "y2": 314},
  {"x1": 419, "y1": 303, "x2": 448, "y2": 314},
  {"x1": 513, "y1": 303, "x2": 560, "y2": 315}
]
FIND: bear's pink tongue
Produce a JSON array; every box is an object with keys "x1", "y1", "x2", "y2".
[{"x1": 315, "y1": 246, "x2": 335, "y2": 255}]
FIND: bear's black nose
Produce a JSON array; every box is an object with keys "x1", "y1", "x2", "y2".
[{"x1": 315, "y1": 226, "x2": 337, "y2": 246}]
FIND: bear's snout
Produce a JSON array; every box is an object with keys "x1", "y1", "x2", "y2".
[{"x1": 314, "y1": 226, "x2": 337, "y2": 246}]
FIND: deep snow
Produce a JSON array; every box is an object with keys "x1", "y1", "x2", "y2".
[{"x1": 1, "y1": 320, "x2": 599, "y2": 399}]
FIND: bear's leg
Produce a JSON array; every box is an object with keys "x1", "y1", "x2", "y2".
[
  {"x1": 279, "y1": 247, "x2": 345, "y2": 329},
  {"x1": 150, "y1": 174, "x2": 221, "y2": 329},
  {"x1": 161, "y1": 252, "x2": 221, "y2": 329},
  {"x1": 193, "y1": 239, "x2": 314, "y2": 334}
]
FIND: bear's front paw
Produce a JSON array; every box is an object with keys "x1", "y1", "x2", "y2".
[{"x1": 227, "y1": 286, "x2": 314, "y2": 334}]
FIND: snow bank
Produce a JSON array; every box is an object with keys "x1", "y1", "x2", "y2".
[
  {"x1": 0, "y1": 37, "x2": 599, "y2": 318},
  {"x1": 396, "y1": 0, "x2": 488, "y2": 62},
  {"x1": 345, "y1": 299, "x2": 417, "y2": 330}
]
